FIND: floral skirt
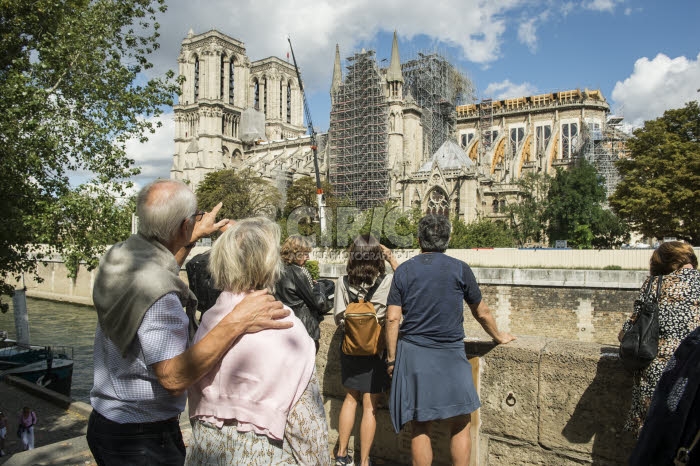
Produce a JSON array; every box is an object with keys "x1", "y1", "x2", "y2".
[{"x1": 185, "y1": 373, "x2": 329, "y2": 465}]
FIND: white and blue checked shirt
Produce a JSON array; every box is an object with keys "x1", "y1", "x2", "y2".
[{"x1": 90, "y1": 292, "x2": 189, "y2": 423}]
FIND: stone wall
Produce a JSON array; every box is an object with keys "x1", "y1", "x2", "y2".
[
  {"x1": 317, "y1": 318, "x2": 637, "y2": 465},
  {"x1": 12, "y1": 252, "x2": 649, "y2": 345}
]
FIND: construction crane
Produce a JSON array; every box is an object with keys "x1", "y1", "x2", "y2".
[{"x1": 287, "y1": 37, "x2": 327, "y2": 235}]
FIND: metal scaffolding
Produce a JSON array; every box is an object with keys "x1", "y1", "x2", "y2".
[
  {"x1": 402, "y1": 53, "x2": 474, "y2": 158},
  {"x1": 329, "y1": 50, "x2": 389, "y2": 210},
  {"x1": 579, "y1": 115, "x2": 626, "y2": 199}
]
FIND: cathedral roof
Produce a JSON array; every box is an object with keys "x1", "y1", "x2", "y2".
[{"x1": 418, "y1": 139, "x2": 473, "y2": 172}]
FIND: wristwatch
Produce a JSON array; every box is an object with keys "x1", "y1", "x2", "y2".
[{"x1": 385, "y1": 359, "x2": 395, "y2": 367}]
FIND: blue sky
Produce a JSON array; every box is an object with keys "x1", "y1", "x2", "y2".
[{"x1": 124, "y1": 0, "x2": 700, "y2": 189}]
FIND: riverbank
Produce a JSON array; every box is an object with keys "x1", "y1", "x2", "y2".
[{"x1": 0, "y1": 377, "x2": 91, "y2": 465}]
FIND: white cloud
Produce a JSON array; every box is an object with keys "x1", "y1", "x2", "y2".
[
  {"x1": 611, "y1": 53, "x2": 700, "y2": 128},
  {"x1": 483, "y1": 79, "x2": 538, "y2": 100},
  {"x1": 517, "y1": 18, "x2": 538, "y2": 53},
  {"x1": 150, "y1": 0, "x2": 535, "y2": 94},
  {"x1": 583, "y1": 0, "x2": 619, "y2": 13},
  {"x1": 124, "y1": 113, "x2": 175, "y2": 187}
]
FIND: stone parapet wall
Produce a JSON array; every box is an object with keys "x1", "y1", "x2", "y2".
[
  {"x1": 317, "y1": 318, "x2": 637, "y2": 465},
  {"x1": 13, "y1": 251, "x2": 646, "y2": 345}
]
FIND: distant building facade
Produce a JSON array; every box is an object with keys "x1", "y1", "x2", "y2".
[{"x1": 172, "y1": 29, "x2": 624, "y2": 225}]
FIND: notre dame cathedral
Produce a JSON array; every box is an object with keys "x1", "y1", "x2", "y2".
[{"x1": 171, "y1": 29, "x2": 623, "y2": 223}]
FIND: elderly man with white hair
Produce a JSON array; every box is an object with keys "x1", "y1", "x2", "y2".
[{"x1": 86, "y1": 179, "x2": 290, "y2": 466}]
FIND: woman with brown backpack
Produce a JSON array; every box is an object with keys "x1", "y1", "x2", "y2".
[{"x1": 333, "y1": 234, "x2": 398, "y2": 466}]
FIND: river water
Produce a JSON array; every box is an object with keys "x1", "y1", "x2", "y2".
[{"x1": 1, "y1": 297, "x2": 96, "y2": 402}]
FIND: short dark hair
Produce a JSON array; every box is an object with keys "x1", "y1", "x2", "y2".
[
  {"x1": 346, "y1": 234, "x2": 385, "y2": 287},
  {"x1": 418, "y1": 214, "x2": 451, "y2": 252}
]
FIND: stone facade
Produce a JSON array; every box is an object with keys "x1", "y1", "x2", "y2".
[
  {"x1": 170, "y1": 30, "x2": 624, "y2": 222},
  {"x1": 170, "y1": 29, "x2": 312, "y2": 190}
]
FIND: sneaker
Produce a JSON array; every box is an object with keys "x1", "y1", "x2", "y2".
[{"x1": 335, "y1": 453, "x2": 354, "y2": 466}]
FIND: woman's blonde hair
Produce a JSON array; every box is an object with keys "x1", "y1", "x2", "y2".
[
  {"x1": 209, "y1": 217, "x2": 283, "y2": 293},
  {"x1": 280, "y1": 235, "x2": 312, "y2": 265},
  {"x1": 649, "y1": 241, "x2": 698, "y2": 276}
]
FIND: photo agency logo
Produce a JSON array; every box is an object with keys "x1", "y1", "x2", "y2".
[{"x1": 285, "y1": 206, "x2": 414, "y2": 248}]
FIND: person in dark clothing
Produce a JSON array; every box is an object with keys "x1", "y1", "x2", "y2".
[
  {"x1": 629, "y1": 326, "x2": 700, "y2": 465},
  {"x1": 275, "y1": 235, "x2": 331, "y2": 352}
]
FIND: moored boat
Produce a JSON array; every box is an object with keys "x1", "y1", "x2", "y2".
[{"x1": 0, "y1": 343, "x2": 74, "y2": 397}]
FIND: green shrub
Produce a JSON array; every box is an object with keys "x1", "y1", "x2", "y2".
[
  {"x1": 305, "y1": 260, "x2": 320, "y2": 280},
  {"x1": 603, "y1": 265, "x2": 622, "y2": 270}
]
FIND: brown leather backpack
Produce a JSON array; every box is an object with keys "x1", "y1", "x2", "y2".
[{"x1": 341, "y1": 275, "x2": 385, "y2": 356}]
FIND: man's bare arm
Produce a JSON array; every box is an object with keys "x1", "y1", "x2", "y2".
[
  {"x1": 385, "y1": 304, "x2": 402, "y2": 376},
  {"x1": 153, "y1": 290, "x2": 289, "y2": 396},
  {"x1": 468, "y1": 301, "x2": 515, "y2": 345}
]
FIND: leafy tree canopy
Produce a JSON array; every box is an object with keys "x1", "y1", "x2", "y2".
[
  {"x1": 0, "y1": 0, "x2": 177, "y2": 301},
  {"x1": 38, "y1": 186, "x2": 135, "y2": 278},
  {"x1": 545, "y1": 158, "x2": 607, "y2": 246},
  {"x1": 449, "y1": 217, "x2": 515, "y2": 249},
  {"x1": 609, "y1": 101, "x2": 700, "y2": 244},
  {"x1": 196, "y1": 169, "x2": 282, "y2": 221},
  {"x1": 506, "y1": 171, "x2": 552, "y2": 246}
]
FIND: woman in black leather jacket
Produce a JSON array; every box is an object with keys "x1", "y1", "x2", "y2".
[{"x1": 275, "y1": 235, "x2": 329, "y2": 352}]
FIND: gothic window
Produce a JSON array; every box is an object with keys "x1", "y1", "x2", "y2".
[
  {"x1": 280, "y1": 81, "x2": 283, "y2": 120},
  {"x1": 484, "y1": 129, "x2": 499, "y2": 146},
  {"x1": 220, "y1": 55, "x2": 225, "y2": 99},
  {"x1": 253, "y1": 78, "x2": 259, "y2": 110},
  {"x1": 229, "y1": 59, "x2": 235, "y2": 104},
  {"x1": 262, "y1": 77, "x2": 267, "y2": 116},
  {"x1": 460, "y1": 132, "x2": 474, "y2": 147},
  {"x1": 194, "y1": 57, "x2": 200, "y2": 102},
  {"x1": 509, "y1": 126, "x2": 525, "y2": 157},
  {"x1": 562, "y1": 122, "x2": 578, "y2": 158},
  {"x1": 492, "y1": 199, "x2": 499, "y2": 213},
  {"x1": 287, "y1": 81, "x2": 292, "y2": 123},
  {"x1": 426, "y1": 188, "x2": 449, "y2": 217},
  {"x1": 535, "y1": 124, "x2": 552, "y2": 155}
]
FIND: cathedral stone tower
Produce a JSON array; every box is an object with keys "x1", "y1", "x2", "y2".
[{"x1": 171, "y1": 29, "x2": 306, "y2": 189}]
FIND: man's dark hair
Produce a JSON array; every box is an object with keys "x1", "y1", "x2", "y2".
[{"x1": 418, "y1": 214, "x2": 451, "y2": 252}]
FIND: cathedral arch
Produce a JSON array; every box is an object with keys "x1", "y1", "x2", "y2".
[{"x1": 229, "y1": 56, "x2": 235, "y2": 104}]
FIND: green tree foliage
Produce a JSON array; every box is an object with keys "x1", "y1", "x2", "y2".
[
  {"x1": 609, "y1": 101, "x2": 700, "y2": 244},
  {"x1": 506, "y1": 172, "x2": 552, "y2": 246},
  {"x1": 0, "y1": 0, "x2": 177, "y2": 300},
  {"x1": 545, "y1": 159, "x2": 607, "y2": 247},
  {"x1": 196, "y1": 169, "x2": 282, "y2": 221},
  {"x1": 39, "y1": 187, "x2": 135, "y2": 278},
  {"x1": 449, "y1": 217, "x2": 515, "y2": 248}
]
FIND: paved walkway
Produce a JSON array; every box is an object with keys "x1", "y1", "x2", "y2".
[{"x1": 0, "y1": 377, "x2": 406, "y2": 465}]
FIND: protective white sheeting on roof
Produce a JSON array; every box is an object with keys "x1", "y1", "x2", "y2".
[{"x1": 418, "y1": 139, "x2": 473, "y2": 172}]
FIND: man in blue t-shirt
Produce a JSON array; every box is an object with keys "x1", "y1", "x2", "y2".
[{"x1": 385, "y1": 214, "x2": 515, "y2": 466}]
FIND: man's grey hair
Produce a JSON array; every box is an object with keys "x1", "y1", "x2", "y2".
[
  {"x1": 418, "y1": 214, "x2": 451, "y2": 252},
  {"x1": 136, "y1": 179, "x2": 197, "y2": 244}
]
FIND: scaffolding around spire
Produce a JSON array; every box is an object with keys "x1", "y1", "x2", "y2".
[
  {"x1": 402, "y1": 52, "x2": 474, "y2": 158},
  {"x1": 329, "y1": 50, "x2": 389, "y2": 210}
]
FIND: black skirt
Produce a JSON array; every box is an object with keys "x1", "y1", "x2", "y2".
[{"x1": 340, "y1": 342, "x2": 390, "y2": 394}]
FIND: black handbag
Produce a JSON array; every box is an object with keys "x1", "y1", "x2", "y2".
[{"x1": 619, "y1": 275, "x2": 663, "y2": 372}]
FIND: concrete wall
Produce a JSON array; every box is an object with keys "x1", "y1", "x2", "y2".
[{"x1": 317, "y1": 318, "x2": 637, "y2": 465}]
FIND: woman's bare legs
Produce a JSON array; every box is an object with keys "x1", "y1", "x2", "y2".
[
  {"x1": 337, "y1": 389, "x2": 361, "y2": 458},
  {"x1": 411, "y1": 420, "x2": 432, "y2": 466},
  {"x1": 450, "y1": 414, "x2": 471, "y2": 466},
  {"x1": 359, "y1": 393, "x2": 382, "y2": 466}
]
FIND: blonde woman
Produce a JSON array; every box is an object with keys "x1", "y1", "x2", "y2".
[{"x1": 186, "y1": 218, "x2": 328, "y2": 465}]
